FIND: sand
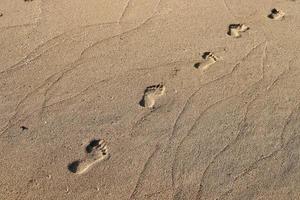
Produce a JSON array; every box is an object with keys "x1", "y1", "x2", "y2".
[{"x1": 0, "y1": 0, "x2": 299, "y2": 199}]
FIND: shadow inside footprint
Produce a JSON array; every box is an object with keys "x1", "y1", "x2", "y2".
[
  {"x1": 194, "y1": 62, "x2": 201, "y2": 69},
  {"x1": 268, "y1": 8, "x2": 285, "y2": 20},
  {"x1": 86, "y1": 139, "x2": 101, "y2": 153},
  {"x1": 202, "y1": 52, "x2": 212, "y2": 59},
  {"x1": 227, "y1": 24, "x2": 249, "y2": 37},
  {"x1": 139, "y1": 97, "x2": 146, "y2": 107},
  {"x1": 227, "y1": 24, "x2": 237, "y2": 34},
  {"x1": 68, "y1": 160, "x2": 80, "y2": 173},
  {"x1": 268, "y1": 9, "x2": 277, "y2": 19}
]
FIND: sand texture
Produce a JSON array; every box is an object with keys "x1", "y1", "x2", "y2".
[{"x1": 0, "y1": 0, "x2": 300, "y2": 199}]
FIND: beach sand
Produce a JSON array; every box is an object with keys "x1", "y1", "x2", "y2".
[{"x1": 0, "y1": 0, "x2": 300, "y2": 199}]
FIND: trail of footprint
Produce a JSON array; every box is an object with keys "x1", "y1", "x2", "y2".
[
  {"x1": 68, "y1": 139, "x2": 109, "y2": 175},
  {"x1": 140, "y1": 84, "x2": 166, "y2": 108},
  {"x1": 268, "y1": 9, "x2": 285, "y2": 20},
  {"x1": 227, "y1": 24, "x2": 249, "y2": 38},
  {"x1": 194, "y1": 52, "x2": 220, "y2": 70}
]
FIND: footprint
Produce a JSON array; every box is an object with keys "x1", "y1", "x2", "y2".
[
  {"x1": 268, "y1": 9, "x2": 285, "y2": 20},
  {"x1": 68, "y1": 139, "x2": 109, "y2": 174},
  {"x1": 194, "y1": 52, "x2": 220, "y2": 70},
  {"x1": 227, "y1": 24, "x2": 249, "y2": 38},
  {"x1": 140, "y1": 84, "x2": 166, "y2": 108}
]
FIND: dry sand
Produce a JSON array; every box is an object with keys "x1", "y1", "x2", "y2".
[{"x1": 0, "y1": 0, "x2": 300, "y2": 199}]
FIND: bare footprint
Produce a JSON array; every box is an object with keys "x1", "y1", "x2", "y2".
[
  {"x1": 194, "y1": 52, "x2": 220, "y2": 70},
  {"x1": 268, "y1": 9, "x2": 285, "y2": 20},
  {"x1": 227, "y1": 24, "x2": 249, "y2": 38},
  {"x1": 68, "y1": 139, "x2": 109, "y2": 175},
  {"x1": 140, "y1": 84, "x2": 166, "y2": 108}
]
